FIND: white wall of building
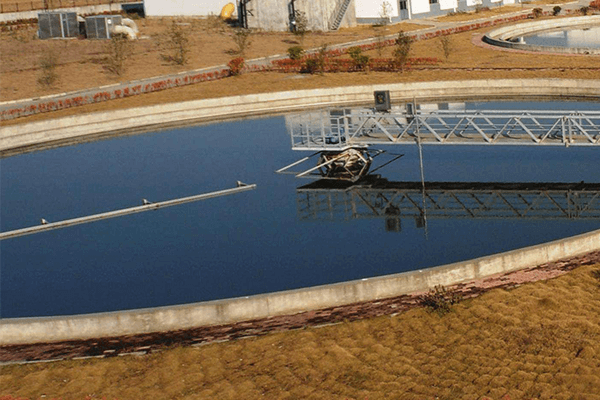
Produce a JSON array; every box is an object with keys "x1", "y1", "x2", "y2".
[
  {"x1": 144, "y1": 0, "x2": 232, "y2": 17},
  {"x1": 411, "y1": 0, "x2": 431, "y2": 15},
  {"x1": 466, "y1": 0, "x2": 482, "y2": 7},
  {"x1": 355, "y1": 0, "x2": 399, "y2": 19},
  {"x1": 439, "y1": 0, "x2": 458, "y2": 10}
]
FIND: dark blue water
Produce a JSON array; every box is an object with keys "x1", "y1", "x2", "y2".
[
  {"x1": 520, "y1": 26, "x2": 600, "y2": 49},
  {"x1": 1, "y1": 101, "x2": 599, "y2": 318}
]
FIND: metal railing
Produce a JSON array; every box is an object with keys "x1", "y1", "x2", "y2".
[{"x1": 288, "y1": 108, "x2": 600, "y2": 151}]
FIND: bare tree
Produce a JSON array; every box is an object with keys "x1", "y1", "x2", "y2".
[
  {"x1": 438, "y1": 35, "x2": 454, "y2": 61},
  {"x1": 37, "y1": 49, "x2": 59, "y2": 88},
  {"x1": 232, "y1": 28, "x2": 252, "y2": 56},
  {"x1": 161, "y1": 22, "x2": 191, "y2": 65},
  {"x1": 104, "y1": 33, "x2": 132, "y2": 76}
]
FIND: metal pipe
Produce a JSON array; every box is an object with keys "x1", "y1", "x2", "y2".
[{"x1": 0, "y1": 183, "x2": 257, "y2": 241}]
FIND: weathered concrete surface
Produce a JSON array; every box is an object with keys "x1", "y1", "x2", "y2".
[
  {"x1": 2, "y1": 79, "x2": 599, "y2": 155},
  {"x1": 483, "y1": 15, "x2": 600, "y2": 55},
  {"x1": 1, "y1": 226, "x2": 599, "y2": 345}
]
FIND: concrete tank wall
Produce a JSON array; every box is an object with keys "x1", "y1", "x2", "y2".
[
  {"x1": 483, "y1": 15, "x2": 600, "y2": 55},
  {"x1": 2, "y1": 227, "x2": 599, "y2": 345},
  {"x1": 2, "y1": 79, "x2": 599, "y2": 154}
]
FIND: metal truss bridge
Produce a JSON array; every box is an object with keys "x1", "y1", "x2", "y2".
[
  {"x1": 287, "y1": 108, "x2": 600, "y2": 151},
  {"x1": 297, "y1": 178, "x2": 600, "y2": 230}
]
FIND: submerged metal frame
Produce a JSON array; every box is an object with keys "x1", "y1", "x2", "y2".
[{"x1": 297, "y1": 181, "x2": 600, "y2": 222}]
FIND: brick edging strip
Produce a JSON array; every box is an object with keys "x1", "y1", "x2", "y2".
[{"x1": 0, "y1": 11, "x2": 538, "y2": 122}]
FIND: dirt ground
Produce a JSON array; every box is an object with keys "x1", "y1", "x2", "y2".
[
  {"x1": 0, "y1": 17, "x2": 429, "y2": 103},
  {"x1": 2, "y1": 258, "x2": 600, "y2": 400},
  {"x1": 2, "y1": 12, "x2": 599, "y2": 127}
]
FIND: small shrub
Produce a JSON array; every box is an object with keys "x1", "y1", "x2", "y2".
[
  {"x1": 372, "y1": 25, "x2": 387, "y2": 57},
  {"x1": 302, "y1": 44, "x2": 327, "y2": 74},
  {"x1": 393, "y1": 31, "x2": 412, "y2": 71},
  {"x1": 419, "y1": 285, "x2": 462, "y2": 316},
  {"x1": 228, "y1": 57, "x2": 244, "y2": 76},
  {"x1": 580, "y1": 6, "x2": 590, "y2": 15},
  {"x1": 292, "y1": 10, "x2": 308, "y2": 44},
  {"x1": 160, "y1": 21, "x2": 190, "y2": 65},
  {"x1": 104, "y1": 33, "x2": 132, "y2": 76},
  {"x1": 438, "y1": 35, "x2": 453, "y2": 61},
  {"x1": 348, "y1": 46, "x2": 370, "y2": 71},
  {"x1": 475, "y1": 5, "x2": 490, "y2": 13},
  {"x1": 232, "y1": 28, "x2": 252, "y2": 55},
  {"x1": 591, "y1": 269, "x2": 600, "y2": 286},
  {"x1": 287, "y1": 45, "x2": 304, "y2": 60},
  {"x1": 303, "y1": 58, "x2": 320, "y2": 74},
  {"x1": 552, "y1": 5, "x2": 562, "y2": 15},
  {"x1": 532, "y1": 7, "x2": 543, "y2": 18},
  {"x1": 37, "y1": 49, "x2": 59, "y2": 88}
]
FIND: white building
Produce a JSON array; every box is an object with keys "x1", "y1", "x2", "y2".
[
  {"x1": 143, "y1": 0, "x2": 233, "y2": 17},
  {"x1": 143, "y1": 0, "x2": 516, "y2": 30},
  {"x1": 354, "y1": 0, "x2": 516, "y2": 24}
]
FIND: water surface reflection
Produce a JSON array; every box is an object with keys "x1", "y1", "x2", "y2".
[{"x1": 1, "y1": 101, "x2": 599, "y2": 318}]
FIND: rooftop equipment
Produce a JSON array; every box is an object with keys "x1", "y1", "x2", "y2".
[
  {"x1": 38, "y1": 12, "x2": 78, "y2": 39},
  {"x1": 85, "y1": 15, "x2": 123, "y2": 39}
]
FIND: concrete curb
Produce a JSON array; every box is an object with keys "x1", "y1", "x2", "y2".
[
  {"x1": 2, "y1": 78, "x2": 599, "y2": 155},
  {"x1": 0, "y1": 10, "x2": 538, "y2": 121},
  {"x1": 483, "y1": 15, "x2": 600, "y2": 55},
  {"x1": 1, "y1": 226, "x2": 599, "y2": 345}
]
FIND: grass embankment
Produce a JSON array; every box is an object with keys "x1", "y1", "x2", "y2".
[
  {"x1": 2, "y1": 12, "x2": 599, "y2": 128},
  {"x1": 3, "y1": 264, "x2": 600, "y2": 400}
]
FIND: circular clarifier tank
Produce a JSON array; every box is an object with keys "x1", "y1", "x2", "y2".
[{"x1": 483, "y1": 16, "x2": 600, "y2": 54}]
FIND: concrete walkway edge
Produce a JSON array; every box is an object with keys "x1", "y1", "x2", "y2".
[
  {"x1": 2, "y1": 78, "x2": 599, "y2": 155},
  {"x1": 1, "y1": 224, "x2": 599, "y2": 345}
]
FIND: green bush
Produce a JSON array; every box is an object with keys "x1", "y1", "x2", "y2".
[
  {"x1": 393, "y1": 31, "x2": 412, "y2": 71},
  {"x1": 303, "y1": 58, "x2": 320, "y2": 74},
  {"x1": 348, "y1": 46, "x2": 370, "y2": 71},
  {"x1": 552, "y1": 5, "x2": 562, "y2": 15},
  {"x1": 287, "y1": 46, "x2": 304, "y2": 60}
]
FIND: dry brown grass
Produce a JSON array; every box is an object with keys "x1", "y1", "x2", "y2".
[
  {"x1": 3, "y1": 264, "x2": 600, "y2": 399},
  {"x1": 2, "y1": 17, "x2": 599, "y2": 128},
  {"x1": 0, "y1": 18, "x2": 428, "y2": 103}
]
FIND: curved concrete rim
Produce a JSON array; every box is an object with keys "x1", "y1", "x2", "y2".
[
  {"x1": 483, "y1": 16, "x2": 600, "y2": 55},
  {"x1": 2, "y1": 78, "x2": 600, "y2": 157},
  {"x1": 1, "y1": 78, "x2": 600, "y2": 345},
  {"x1": 1, "y1": 227, "x2": 599, "y2": 345}
]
